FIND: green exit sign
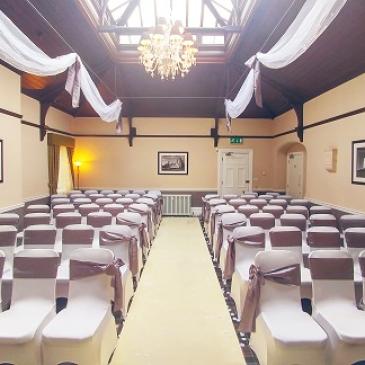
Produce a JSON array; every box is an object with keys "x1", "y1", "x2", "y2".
[{"x1": 230, "y1": 136, "x2": 243, "y2": 144}]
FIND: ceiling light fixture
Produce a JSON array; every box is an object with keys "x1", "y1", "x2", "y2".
[{"x1": 137, "y1": 17, "x2": 198, "y2": 80}]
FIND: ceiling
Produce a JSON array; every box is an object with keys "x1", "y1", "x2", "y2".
[{"x1": 1, "y1": 0, "x2": 365, "y2": 120}]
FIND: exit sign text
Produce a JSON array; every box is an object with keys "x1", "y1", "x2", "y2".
[{"x1": 230, "y1": 136, "x2": 243, "y2": 144}]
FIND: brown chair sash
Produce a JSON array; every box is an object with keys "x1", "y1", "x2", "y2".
[
  {"x1": 0, "y1": 256, "x2": 5, "y2": 277},
  {"x1": 309, "y1": 257, "x2": 353, "y2": 280},
  {"x1": 223, "y1": 236, "x2": 265, "y2": 279},
  {"x1": 240, "y1": 264, "x2": 300, "y2": 333},
  {"x1": 100, "y1": 231, "x2": 138, "y2": 276},
  {"x1": 214, "y1": 220, "x2": 246, "y2": 260},
  {"x1": 70, "y1": 258, "x2": 124, "y2": 313},
  {"x1": 139, "y1": 223, "x2": 150, "y2": 249},
  {"x1": 13, "y1": 256, "x2": 61, "y2": 279}
]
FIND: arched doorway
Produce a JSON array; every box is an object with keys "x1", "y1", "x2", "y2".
[{"x1": 278, "y1": 142, "x2": 307, "y2": 198}]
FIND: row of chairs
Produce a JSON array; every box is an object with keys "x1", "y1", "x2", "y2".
[
  {"x1": 0, "y1": 189, "x2": 163, "y2": 365},
  {"x1": 241, "y1": 249, "x2": 365, "y2": 365},
  {"x1": 0, "y1": 247, "x2": 122, "y2": 365}
]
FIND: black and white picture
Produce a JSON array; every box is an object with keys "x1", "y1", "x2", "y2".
[
  {"x1": 158, "y1": 152, "x2": 188, "y2": 175},
  {"x1": 352, "y1": 140, "x2": 365, "y2": 184},
  {"x1": 0, "y1": 139, "x2": 3, "y2": 183}
]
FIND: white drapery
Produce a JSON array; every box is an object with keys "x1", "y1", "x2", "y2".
[
  {"x1": 225, "y1": 0, "x2": 347, "y2": 128},
  {"x1": 0, "y1": 10, "x2": 122, "y2": 131}
]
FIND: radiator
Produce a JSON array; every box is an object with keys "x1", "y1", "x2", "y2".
[{"x1": 162, "y1": 194, "x2": 192, "y2": 216}]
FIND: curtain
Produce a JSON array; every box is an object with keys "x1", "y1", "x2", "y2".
[
  {"x1": 48, "y1": 144, "x2": 60, "y2": 195},
  {"x1": 66, "y1": 147, "x2": 75, "y2": 188},
  {"x1": 0, "y1": 10, "x2": 123, "y2": 131},
  {"x1": 57, "y1": 146, "x2": 74, "y2": 194},
  {"x1": 225, "y1": 0, "x2": 347, "y2": 127}
]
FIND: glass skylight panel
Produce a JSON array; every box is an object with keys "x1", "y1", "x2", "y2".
[
  {"x1": 202, "y1": 35, "x2": 225, "y2": 45},
  {"x1": 140, "y1": 0, "x2": 155, "y2": 27},
  {"x1": 156, "y1": 0, "x2": 171, "y2": 19},
  {"x1": 188, "y1": 0, "x2": 202, "y2": 27},
  {"x1": 127, "y1": 6, "x2": 141, "y2": 27},
  {"x1": 171, "y1": 0, "x2": 187, "y2": 26},
  {"x1": 203, "y1": 6, "x2": 217, "y2": 27}
]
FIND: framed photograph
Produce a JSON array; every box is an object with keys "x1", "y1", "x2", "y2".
[
  {"x1": 158, "y1": 152, "x2": 188, "y2": 175},
  {"x1": 0, "y1": 139, "x2": 3, "y2": 183},
  {"x1": 352, "y1": 140, "x2": 365, "y2": 184}
]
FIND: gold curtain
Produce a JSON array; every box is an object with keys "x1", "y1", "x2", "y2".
[
  {"x1": 47, "y1": 144, "x2": 60, "y2": 195},
  {"x1": 66, "y1": 147, "x2": 75, "y2": 188},
  {"x1": 47, "y1": 133, "x2": 75, "y2": 194}
]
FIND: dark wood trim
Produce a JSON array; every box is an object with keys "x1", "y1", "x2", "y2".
[
  {"x1": 303, "y1": 107, "x2": 365, "y2": 131},
  {"x1": 18, "y1": 105, "x2": 365, "y2": 141},
  {"x1": 351, "y1": 139, "x2": 365, "y2": 185},
  {"x1": 293, "y1": 103, "x2": 304, "y2": 142},
  {"x1": 40, "y1": 103, "x2": 51, "y2": 141},
  {"x1": 0, "y1": 59, "x2": 22, "y2": 76},
  {"x1": 0, "y1": 107, "x2": 22, "y2": 119},
  {"x1": 157, "y1": 152, "x2": 189, "y2": 176},
  {"x1": 21, "y1": 120, "x2": 41, "y2": 128}
]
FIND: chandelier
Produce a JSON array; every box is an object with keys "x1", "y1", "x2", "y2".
[{"x1": 137, "y1": 17, "x2": 198, "y2": 80}]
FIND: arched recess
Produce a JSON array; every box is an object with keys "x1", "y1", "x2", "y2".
[{"x1": 276, "y1": 142, "x2": 307, "y2": 197}]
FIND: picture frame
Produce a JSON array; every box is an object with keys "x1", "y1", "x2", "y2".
[
  {"x1": 158, "y1": 152, "x2": 189, "y2": 175},
  {"x1": 352, "y1": 139, "x2": 365, "y2": 185},
  {"x1": 0, "y1": 139, "x2": 3, "y2": 183}
]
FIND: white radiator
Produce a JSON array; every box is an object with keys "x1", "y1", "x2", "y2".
[{"x1": 162, "y1": 194, "x2": 192, "y2": 216}]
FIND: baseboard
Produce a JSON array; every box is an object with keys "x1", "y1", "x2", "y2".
[
  {"x1": 80, "y1": 187, "x2": 217, "y2": 192},
  {"x1": 306, "y1": 197, "x2": 365, "y2": 215},
  {"x1": 23, "y1": 194, "x2": 49, "y2": 203},
  {"x1": 0, "y1": 202, "x2": 24, "y2": 213}
]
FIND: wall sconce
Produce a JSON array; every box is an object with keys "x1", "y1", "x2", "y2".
[{"x1": 74, "y1": 161, "x2": 82, "y2": 189}]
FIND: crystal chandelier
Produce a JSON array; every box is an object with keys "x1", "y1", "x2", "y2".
[{"x1": 137, "y1": 17, "x2": 198, "y2": 80}]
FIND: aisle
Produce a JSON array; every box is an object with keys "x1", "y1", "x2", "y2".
[{"x1": 111, "y1": 217, "x2": 245, "y2": 365}]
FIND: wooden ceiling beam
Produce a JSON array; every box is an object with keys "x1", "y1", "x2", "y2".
[{"x1": 99, "y1": 25, "x2": 241, "y2": 35}]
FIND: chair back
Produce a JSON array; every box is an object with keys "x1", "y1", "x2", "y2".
[
  {"x1": 73, "y1": 197, "x2": 92, "y2": 208},
  {"x1": 55, "y1": 212, "x2": 82, "y2": 228},
  {"x1": 68, "y1": 248, "x2": 115, "y2": 305},
  {"x1": 290, "y1": 199, "x2": 310, "y2": 208},
  {"x1": 62, "y1": 224, "x2": 94, "y2": 262},
  {"x1": 23, "y1": 224, "x2": 56, "y2": 249},
  {"x1": 339, "y1": 214, "x2": 365, "y2": 232},
  {"x1": 26, "y1": 204, "x2": 50, "y2": 214},
  {"x1": 280, "y1": 213, "x2": 307, "y2": 231},
  {"x1": 87, "y1": 212, "x2": 113, "y2": 228},
  {"x1": 103, "y1": 203, "x2": 124, "y2": 217},
  {"x1": 309, "y1": 250, "x2": 355, "y2": 305},
  {"x1": 250, "y1": 198, "x2": 267, "y2": 210},
  {"x1": 52, "y1": 204, "x2": 75, "y2": 217},
  {"x1": 51, "y1": 198, "x2": 71, "y2": 208},
  {"x1": 286, "y1": 205, "x2": 309, "y2": 219},
  {"x1": 228, "y1": 198, "x2": 247, "y2": 209},
  {"x1": 24, "y1": 213, "x2": 51, "y2": 228},
  {"x1": 0, "y1": 213, "x2": 19, "y2": 228},
  {"x1": 268, "y1": 199, "x2": 287, "y2": 209},
  {"x1": 258, "y1": 194, "x2": 274, "y2": 203},
  {"x1": 84, "y1": 189, "x2": 98, "y2": 196},
  {"x1": 310, "y1": 214, "x2": 337, "y2": 228},
  {"x1": 250, "y1": 213, "x2": 275, "y2": 230},
  {"x1": 0, "y1": 225, "x2": 17, "y2": 272},
  {"x1": 255, "y1": 250, "x2": 302, "y2": 310},
  {"x1": 12, "y1": 249, "x2": 60, "y2": 304},
  {"x1": 95, "y1": 197, "x2": 113, "y2": 207},
  {"x1": 78, "y1": 203, "x2": 100, "y2": 217},
  {"x1": 262, "y1": 205, "x2": 284, "y2": 219},
  {"x1": 307, "y1": 226, "x2": 341, "y2": 250},
  {"x1": 310, "y1": 206, "x2": 332, "y2": 215},
  {"x1": 100, "y1": 189, "x2": 114, "y2": 195},
  {"x1": 237, "y1": 204, "x2": 259, "y2": 217}
]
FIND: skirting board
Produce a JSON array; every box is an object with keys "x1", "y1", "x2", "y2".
[
  {"x1": 0, "y1": 202, "x2": 24, "y2": 213},
  {"x1": 307, "y1": 198, "x2": 365, "y2": 215}
]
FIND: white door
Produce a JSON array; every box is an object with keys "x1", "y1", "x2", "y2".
[
  {"x1": 286, "y1": 152, "x2": 304, "y2": 198},
  {"x1": 221, "y1": 151, "x2": 251, "y2": 195}
]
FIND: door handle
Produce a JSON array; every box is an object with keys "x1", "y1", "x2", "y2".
[{"x1": 245, "y1": 180, "x2": 250, "y2": 183}]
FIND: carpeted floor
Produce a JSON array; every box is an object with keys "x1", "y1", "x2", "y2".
[{"x1": 111, "y1": 217, "x2": 246, "y2": 365}]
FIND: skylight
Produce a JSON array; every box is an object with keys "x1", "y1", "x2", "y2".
[{"x1": 103, "y1": 0, "x2": 237, "y2": 46}]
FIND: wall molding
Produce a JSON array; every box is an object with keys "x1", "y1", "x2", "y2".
[
  {"x1": 0, "y1": 202, "x2": 24, "y2": 213},
  {"x1": 23, "y1": 194, "x2": 49, "y2": 203},
  {"x1": 306, "y1": 197, "x2": 365, "y2": 215},
  {"x1": 19, "y1": 105, "x2": 365, "y2": 142},
  {"x1": 0, "y1": 107, "x2": 22, "y2": 120}
]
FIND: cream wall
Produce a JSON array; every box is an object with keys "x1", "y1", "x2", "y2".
[
  {"x1": 0, "y1": 64, "x2": 74, "y2": 209},
  {"x1": 0, "y1": 65, "x2": 23, "y2": 209},
  {"x1": 272, "y1": 73, "x2": 365, "y2": 213},
  {"x1": 72, "y1": 117, "x2": 275, "y2": 190}
]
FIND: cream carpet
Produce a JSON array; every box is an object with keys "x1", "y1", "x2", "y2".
[{"x1": 111, "y1": 217, "x2": 245, "y2": 365}]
